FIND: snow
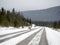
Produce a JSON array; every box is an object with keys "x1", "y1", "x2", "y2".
[
  {"x1": 32, "y1": 24, "x2": 35, "y2": 26},
  {"x1": 0, "y1": 27, "x2": 29, "y2": 35},
  {"x1": 0, "y1": 25, "x2": 39, "y2": 40},
  {"x1": 0, "y1": 26, "x2": 39, "y2": 35},
  {"x1": 1, "y1": 26, "x2": 60, "y2": 45},
  {"x1": 0, "y1": 27, "x2": 41, "y2": 45},
  {"x1": 56, "y1": 29, "x2": 60, "y2": 32},
  {"x1": 28, "y1": 28, "x2": 43, "y2": 45},
  {"x1": 58, "y1": 29, "x2": 60, "y2": 32},
  {"x1": 0, "y1": 31, "x2": 27, "y2": 40},
  {"x1": 45, "y1": 27, "x2": 60, "y2": 45}
]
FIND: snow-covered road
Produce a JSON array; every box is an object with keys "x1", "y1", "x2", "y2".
[{"x1": 0, "y1": 26, "x2": 60, "y2": 45}]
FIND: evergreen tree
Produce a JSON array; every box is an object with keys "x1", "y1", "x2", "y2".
[
  {"x1": 12, "y1": 8, "x2": 15, "y2": 13},
  {"x1": 0, "y1": 8, "x2": 31, "y2": 27},
  {"x1": 30, "y1": 18, "x2": 31, "y2": 24},
  {"x1": 1, "y1": 8, "x2": 5, "y2": 15},
  {"x1": 53, "y1": 22, "x2": 57, "y2": 28}
]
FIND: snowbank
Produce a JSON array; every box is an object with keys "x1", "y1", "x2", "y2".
[
  {"x1": 0, "y1": 26, "x2": 39, "y2": 35},
  {"x1": 0, "y1": 26, "x2": 29, "y2": 35},
  {"x1": 46, "y1": 27, "x2": 60, "y2": 45}
]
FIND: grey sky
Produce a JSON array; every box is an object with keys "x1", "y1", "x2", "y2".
[{"x1": 0, "y1": 0, "x2": 60, "y2": 11}]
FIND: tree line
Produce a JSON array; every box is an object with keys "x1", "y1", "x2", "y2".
[
  {"x1": 0, "y1": 8, "x2": 31, "y2": 27},
  {"x1": 53, "y1": 21, "x2": 60, "y2": 28},
  {"x1": 32, "y1": 21, "x2": 60, "y2": 28}
]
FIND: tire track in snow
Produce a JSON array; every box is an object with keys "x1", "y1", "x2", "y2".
[
  {"x1": 16, "y1": 28, "x2": 43, "y2": 45},
  {"x1": 39, "y1": 28, "x2": 48, "y2": 45},
  {"x1": 0, "y1": 30, "x2": 28, "y2": 38},
  {"x1": 28, "y1": 28, "x2": 43, "y2": 45},
  {"x1": 0, "y1": 31, "x2": 28, "y2": 40},
  {"x1": 0, "y1": 27, "x2": 42, "y2": 45},
  {"x1": 0, "y1": 28, "x2": 38, "y2": 43},
  {"x1": 0, "y1": 28, "x2": 37, "y2": 37}
]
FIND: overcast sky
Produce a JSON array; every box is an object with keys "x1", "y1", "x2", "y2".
[{"x1": 0, "y1": 0, "x2": 60, "y2": 11}]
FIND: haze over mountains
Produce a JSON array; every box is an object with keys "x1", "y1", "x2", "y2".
[{"x1": 23, "y1": 6, "x2": 60, "y2": 22}]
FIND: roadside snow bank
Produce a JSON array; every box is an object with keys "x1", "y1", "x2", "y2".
[
  {"x1": 0, "y1": 26, "x2": 39, "y2": 35},
  {"x1": 0, "y1": 26, "x2": 29, "y2": 35},
  {"x1": 46, "y1": 27, "x2": 60, "y2": 45}
]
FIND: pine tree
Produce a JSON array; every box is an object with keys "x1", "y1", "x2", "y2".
[
  {"x1": 1, "y1": 8, "x2": 5, "y2": 15},
  {"x1": 53, "y1": 22, "x2": 57, "y2": 28},
  {"x1": 30, "y1": 18, "x2": 31, "y2": 24},
  {"x1": 12, "y1": 8, "x2": 15, "y2": 13}
]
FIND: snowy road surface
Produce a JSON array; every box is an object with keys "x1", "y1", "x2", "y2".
[{"x1": 0, "y1": 26, "x2": 60, "y2": 45}]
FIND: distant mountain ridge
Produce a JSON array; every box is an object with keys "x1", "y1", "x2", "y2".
[{"x1": 23, "y1": 6, "x2": 60, "y2": 22}]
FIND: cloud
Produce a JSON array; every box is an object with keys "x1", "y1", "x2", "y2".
[{"x1": 0, "y1": 0, "x2": 60, "y2": 11}]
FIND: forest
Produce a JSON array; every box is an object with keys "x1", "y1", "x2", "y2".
[{"x1": 0, "y1": 8, "x2": 31, "y2": 27}]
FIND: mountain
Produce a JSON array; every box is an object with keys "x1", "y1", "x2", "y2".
[{"x1": 23, "y1": 6, "x2": 60, "y2": 22}]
